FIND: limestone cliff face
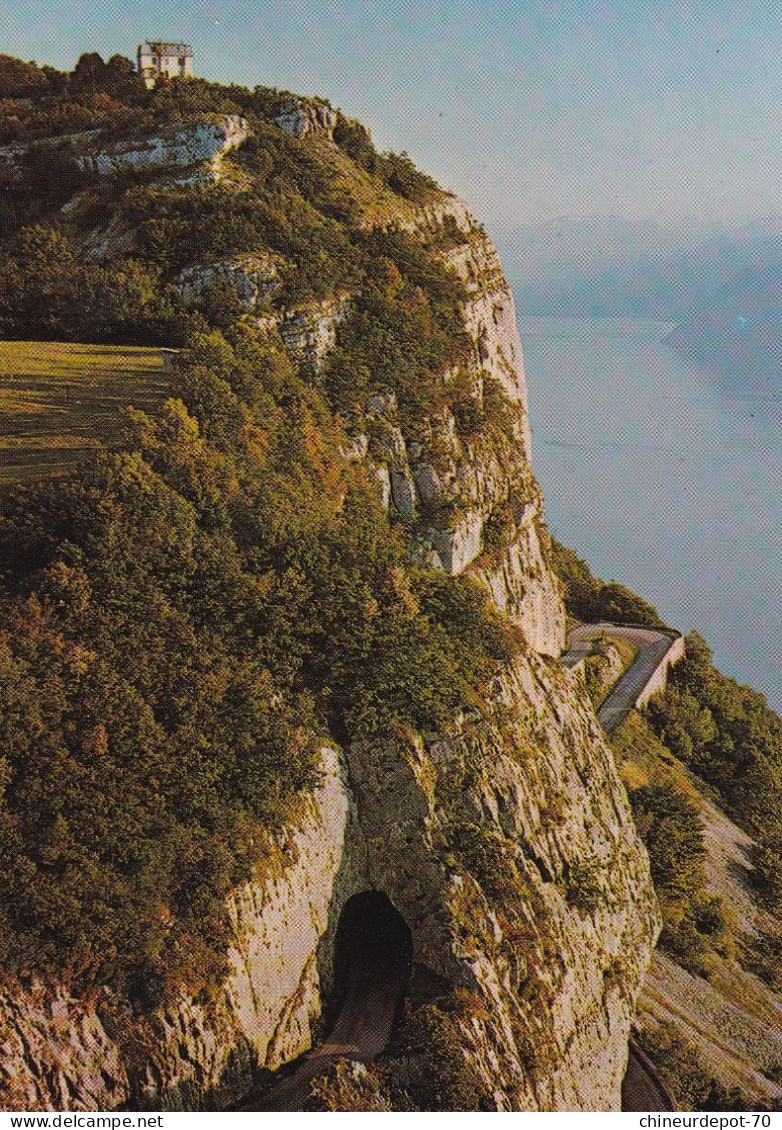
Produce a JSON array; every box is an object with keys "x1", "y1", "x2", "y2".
[
  {"x1": 348, "y1": 196, "x2": 564, "y2": 656},
  {"x1": 74, "y1": 115, "x2": 249, "y2": 179},
  {"x1": 0, "y1": 100, "x2": 659, "y2": 1112},
  {"x1": 0, "y1": 115, "x2": 249, "y2": 186},
  {"x1": 0, "y1": 662, "x2": 658, "y2": 1112},
  {"x1": 344, "y1": 656, "x2": 660, "y2": 1110},
  {"x1": 274, "y1": 98, "x2": 338, "y2": 140}
]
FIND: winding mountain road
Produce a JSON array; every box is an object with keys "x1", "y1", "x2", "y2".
[{"x1": 562, "y1": 622, "x2": 680, "y2": 734}]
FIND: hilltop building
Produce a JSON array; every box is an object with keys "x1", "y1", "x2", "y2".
[{"x1": 137, "y1": 42, "x2": 193, "y2": 88}]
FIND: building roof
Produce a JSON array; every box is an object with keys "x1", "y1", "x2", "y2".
[{"x1": 139, "y1": 41, "x2": 193, "y2": 56}]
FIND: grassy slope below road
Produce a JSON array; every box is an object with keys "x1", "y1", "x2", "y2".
[
  {"x1": 554, "y1": 534, "x2": 780, "y2": 1109},
  {"x1": 611, "y1": 711, "x2": 781, "y2": 1109},
  {"x1": 0, "y1": 341, "x2": 166, "y2": 484}
]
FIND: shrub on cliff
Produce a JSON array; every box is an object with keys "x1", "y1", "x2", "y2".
[
  {"x1": 325, "y1": 229, "x2": 470, "y2": 427},
  {"x1": 550, "y1": 539, "x2": 669, "y2": 628},
  {"x1": 0, "y1": 52, "x2": 146, "y2": 146},
  {"x1": 332, "y1": 112, "x2": 439, "y2": 202},
  {"x1": 628, "y1": 781, "x2": 734, "y2": 969},
  {"x1": 397, "y1": 1002, "x2": 489, "y2": 1110},
  {"x1": 0, "y1": 99, "x2": 462, "y2": 363}
]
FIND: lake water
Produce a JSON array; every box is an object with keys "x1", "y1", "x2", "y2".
[{"x1": 517, "y1": 315, "x2": 780, "y2": 712}]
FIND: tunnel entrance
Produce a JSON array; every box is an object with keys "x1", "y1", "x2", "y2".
[
  {"x1": 236, "y1": 894, "x2": 413, "y2": 1109},
  {"x1": 332, "y1": 891, "x2": 413, "y2": 1016}
]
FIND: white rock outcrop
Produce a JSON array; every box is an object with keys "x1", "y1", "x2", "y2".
[
  {"x1": 274, "y1": 98, "x2": 338, "y2": 140},
  {"x1": 75, "y1": 116, "x2": 249, "y2": 178},
  {"x1": 279, "y1": 293, "x2": 351, "y2": 372},
  {"x1": 177, "y1": 253, "x2": 281, "y2": 311}
]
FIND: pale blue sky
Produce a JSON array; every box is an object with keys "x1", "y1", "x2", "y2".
[{"x1": 3, "y1": 0, "x2": 780, "y2": 228}]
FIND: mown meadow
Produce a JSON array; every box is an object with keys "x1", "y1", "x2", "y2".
[{"x1": 0, "y1": 341, "x2": 166, "y2": 483}]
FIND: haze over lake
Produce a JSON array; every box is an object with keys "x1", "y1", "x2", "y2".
[{"x1": 519, "y1": 315, "x2": 780, "y2": 712}]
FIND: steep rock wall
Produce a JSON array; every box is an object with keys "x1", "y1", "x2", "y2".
[
  {"x1": 346, "y1": 655, "x2": 660, "y2": 1110},
  {"x1": 0, "y1": 662, "x2": 659, "y2": 1112},
  {"x1": 0, "y1": 106, "x2": 658, "y2": 1113},
  {"x1": 350, "y1": 201, "x2": 564, "y2": 655}
]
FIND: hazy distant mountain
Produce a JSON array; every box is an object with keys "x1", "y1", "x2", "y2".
[
  {"x1": 668, "y1": 241, "x2": 781, "y2": 380},
  {"x1": 496, "y1": 215, "x2": 782, "y2": 322}
]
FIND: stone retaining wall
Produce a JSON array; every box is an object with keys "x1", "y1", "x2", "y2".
[{"x1": 635, "y1": 633, "x2": 686, "y2": 709}]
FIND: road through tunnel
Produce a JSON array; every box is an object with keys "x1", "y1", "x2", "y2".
[
  {"x1": 240, "y1": 891, "x2": 413, "y2": 1110},
  {"x1": 329, "y1": 890, "x2": 413, "y2": 1057}
]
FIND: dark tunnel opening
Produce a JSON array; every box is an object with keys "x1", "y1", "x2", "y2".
[
  {"x1": 332, "y1": 890, "x2": 413, "y2": 1010},
  {"x1": 236, "y1": 894, "x2": 414, "y2": 1109}
]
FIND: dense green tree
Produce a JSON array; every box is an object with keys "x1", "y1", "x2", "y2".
[
  {"x1": 103, "y1": 54, "x2": 145, "y2": 101},
  {"x1": 70, "y1": 52, "x2": 107, "y2": 94},
  {"x1": 748, "y1": 844, "x2": 782, "y2": 912},
  {"x1": 631, "y1": 782, "x2": 705, "y2": 900},
  {"x1": 550, "y1": 539, "x2": 670, "y2": 628},
  {"x1": 649, "y1": 632, "x2": 781, "y2": 848},
  {"x1": 0, "y1": 55, "x2": 61, "y2": 98}
]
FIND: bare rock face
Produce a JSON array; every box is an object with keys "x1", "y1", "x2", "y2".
[
  {"x1": 346, "y1": 656, "x2": 660, "y2": 1110},
  {"x1": 583, "y1": 642, "x2": 625, "y2": 698},
  {"x1": 0, "y1": 980, "x2": 129, "y2": 1111},
  {"x1": 279, "y1": 293, "x2": 352, "y2": 372},
  {"x1": 177, "y1": 253, "x2": 282, "y2": 311},
  {"x1": 274, "y1": 98, "x2": 338, "y2": 140},
  {"x1": 74, "y1": 115, "x2": 249, "y2": 178},
  {"x1": 352, "y1": 200, "x2": 565, "y2": 655}
]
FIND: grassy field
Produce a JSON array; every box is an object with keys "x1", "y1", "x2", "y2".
[{"x1": 0, "y1": 341, "x2": 168, "y2": 485}]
